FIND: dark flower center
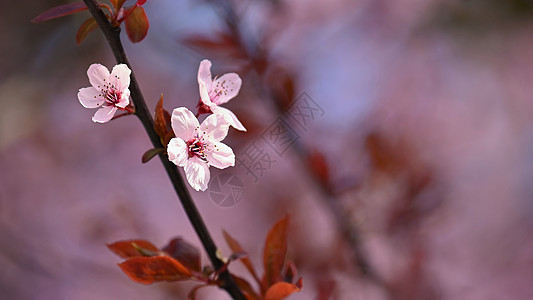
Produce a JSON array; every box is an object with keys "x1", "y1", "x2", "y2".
[
  {"x1": 187, "y1": 136, "x2": 208, "y2": 162},
  {"x1": 103, "y1": 87, "x2": 122, "y2": 106}
]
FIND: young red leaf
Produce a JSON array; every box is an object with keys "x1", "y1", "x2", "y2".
[
  {"x1": 295, "y1": 277, "x2": 303, "y2": 289},
  {"x1": 154, "y1": 94, "x2": 169, "y2": 139},
  {"x1": 264, "y1": 281, "x2": 301, "y2": 300},
  {"x1": 163, "y1": 109, "x2": 171, "y2": 130},
  {"x1": 118, "y1": 256, "x2": 192, "y2": 284},
  {"x1": 223, "y1": 230, "x2": 261, "y2": 285},
  {"x1": 162, "y1": 238, "x2": 201, "y2": 273},
  {"x1": 107, "y1": 240, "x2": 159, "y2": 258},
  {"x1": 182, "y1": 33, "x2": 244, "y2": 58},
  {"x1": 141, "y1": 148, "x2": 164, "y2": 163},
  {"x1": 76, "y1": 17, "x2": 97, "y2": 45},
  {"x1": 137, "y1": 0, "x2": 147, "y2": 5},
  {"x1": 315, "y1": 279, "x2": 335, "y2": 300},
  {"x1": 307, "y1": 150, "x2": 330, "y2": 189},
  {"x1": 125, "y1": 6, "x2": 149, "y2": 43},
  {"x1": 183, "y1": 34, "x2": 234, "y2": 51},
  {"x1": 163, "y1": 130, "x2": 176, "y2": 148},
  {"x1": 228, "y1": 251, "x2": 248, "y2": 262},
  {"x1": 110, "y1": 0, "x2": 127, "y2": 11},
  {"x1": 262, "y1": 216, "x2": 290, "y2": 289},
  {"x1": 31, "y1": 2, "x2": 87, "y2": 23},
  {"x1": 267, "y1": 67, "x2": 296, "y2": 109},
  {"x1": 283, "y1": 261, "x2": 298, "y2": 284},
  {"x1": 232, "y1": 275, "x2": 261, "y2": 300}
]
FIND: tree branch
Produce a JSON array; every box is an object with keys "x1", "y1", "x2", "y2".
[{"x1": 81, "y1": 1, "x2": 244, "y2": 298}]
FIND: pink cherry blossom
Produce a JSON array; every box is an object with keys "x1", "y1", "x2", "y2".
[
  {"x1": 197, "y1": 59, "x2": 246, "y2": 131},
  {"x1": 167, "y1": 107, "x2": 235, "y2": 191},
  {"x1": 78, "y1": 63, "x2": 132, "y2": 123}
]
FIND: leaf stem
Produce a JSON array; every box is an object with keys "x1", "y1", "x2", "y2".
[{"x1": 81, "y1": 1, "x2": 244, "y2": 299}]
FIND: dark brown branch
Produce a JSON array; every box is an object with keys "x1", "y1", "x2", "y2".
[{"x1": 81, "y1": 1, "x2": 244, "y2": 299}]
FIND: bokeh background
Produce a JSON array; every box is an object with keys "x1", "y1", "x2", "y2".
[{"x1": 3, "y1": 0, "x2": 533, "y2": 299}]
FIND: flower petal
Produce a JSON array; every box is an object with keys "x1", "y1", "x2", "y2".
[
  {"x1": 115, "y1": 88, "x2": 130, "y2": 108},
  {"x1": 87, "y1": 63, "x2": 110, "y2": 89},
  {"x1": 92, "y1": 106, "x2": 117, "y2": 123},
  {"x1": 167, "y1": 138, "x2": 188, "y2": 167},
  {"x1": 111, "y1": 64, "x2": 131, "y2": 92},
  {"x1": 197, "y1": 59, "x2": 213, "y2": 89},
  {"x1": 184, "y1": 157, "x2": 210, "y2": 191},
  {"x1": 78, "y1": 87, "x2": 104, "y2": 108},
  {"x1": 171, "y1": 107, "x2": 199, "y2": 140},
  {"x1": 212, "y1": 106, "x2": 247, "y2": 132},
  {"x1": 199, "y1": 82, "x2": 214, "y2": 107},
  {"x1": 210, "y1": 73, "x2": 241, "y2": 105},
  {"x1": 200, "y1": 113, "x2": 230, "y2": 142},
  {"x1": 206, "y1": 141, "x2": 235, "y2": 169}
]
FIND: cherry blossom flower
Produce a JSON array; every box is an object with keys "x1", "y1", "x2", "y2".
[
  {"x1": 78, "y1": 63, "x2": 132, "y2": 123},
  {"x1": 167, "y1": 107, "x2": 235, "y2": 191},
  {"x1": 197, "y1": 59, "x2": 246, "y2": 131}
]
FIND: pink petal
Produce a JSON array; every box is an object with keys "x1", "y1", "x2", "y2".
[
  {"x1": 167, "y1": 138, "x2": 188, "y2": 167},
  {"x1": 210, "y1": 73, "x2": 241, "y2": 105},
  {"x1": 200, "y1": 113, "x2": 230, "y2": 142},
  {"x1": 110, "y1": 64, "x2": 131, "y2": 92},
  {"x1": 184, "y1": 157, "x2": 210, "y2": 191},
  {"x1": 197, "y1": 59, "x2": 213, "y2": 89},
  {"x1": 212, "y1": 106, "x2": 246, "y2": 132},
  {"x1": 206, "y1": 141, "x2": 235, "y2": 169},
  {"x1": 115, "y1": 88, "x2": 130, "y2": 108},
  {"x1": 78, "y1": 87, "x2": 104, "y2": 108},
  {"x1": 199, "y1": 82, "x2": 213, "y2": 107},
  {"x1": 171, "y1": 107, "x2": 199, "y2": 140},
  {"x1": 92, "y1": 106, "x2": 117, "y2": 123},
  {"x1": 87, "y1": 63, "x2": 110, "y2": 89}
]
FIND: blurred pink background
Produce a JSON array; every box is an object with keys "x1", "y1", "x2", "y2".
[{"x1": 2, "y1": 0, "x2": 533, "y2": 299}]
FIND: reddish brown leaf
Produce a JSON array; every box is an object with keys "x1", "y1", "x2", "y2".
[
  {"x1": 365, "y1": 132, "x2": 406, "y2": 174},
  {"x1": 162, "y1": 238, "x2": 201, "y2": 273},
  {"x1": 125, "y1": 6, "x2": 149, "y2": 43},
  {"x1": 262, "y1": 216, "x2": 290, "y2": 289},
  {"x1": 223, "y1": 230, "x2": 261, "y2": 285},
  {"x1": 182, "y1": 33, "x2": 244, "y2": 58},
  {"x1": 295, "y1": 277, "x2": 303, "y2": 289},
  {"x1": 283, "y1": 261, "x2": 297, "y2": 284},
  {"x1": 31, "y1": 2, "x2": 87, "y2": 23},
  {"x1": 154, "y1": 94, "x2": 168, "y2": 139},
  {"x1": 264, "y1": 281, "x2": 301, "y2": 300},
  {"x1": 163, "y1": 109, "x2": 171, "y2": 128},
  {"x1": 163, "y1": 130, "x2": 175, "y2": 147},
  {"x1": 76, "y1": 17, "x2": 97, "y2": 45},
  {"x1": 315, "y1": 278, "x2": 335, "y2": 300},
  {"x1": 182, "y1": 34, "x2": 233, "y2": 51},
  {"x1": 228, "y1": 251, "x2": 248, "y2": 262},
  {"x1": 141, "y1": 148, "x2": 164, "y2": 163},
  {"x1": 137, "y1": 0, "x2": 147, "y2": 5},
  {"x1": 232, "y1": 275, "x2": 261, "y2": 300},
  {"x1": 107, "y1": 240, "x2": 159, "y2": 258},
  {"x1": 110, "y1": 0, "x2": 127, "y2": 11},
  {"x1": 118, "y1": 256, "x2": 192, "y2": 284},
  {"x1": 266, "y1": 67, "x2": 297, "y2": 110},
  {"x1": 307, "y1": 150, "x2": 330, "y2": 188}
]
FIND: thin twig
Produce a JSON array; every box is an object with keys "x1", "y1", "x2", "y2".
[{"x1": 81, "y1": 1, "x2": 244, "y2": 298}]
